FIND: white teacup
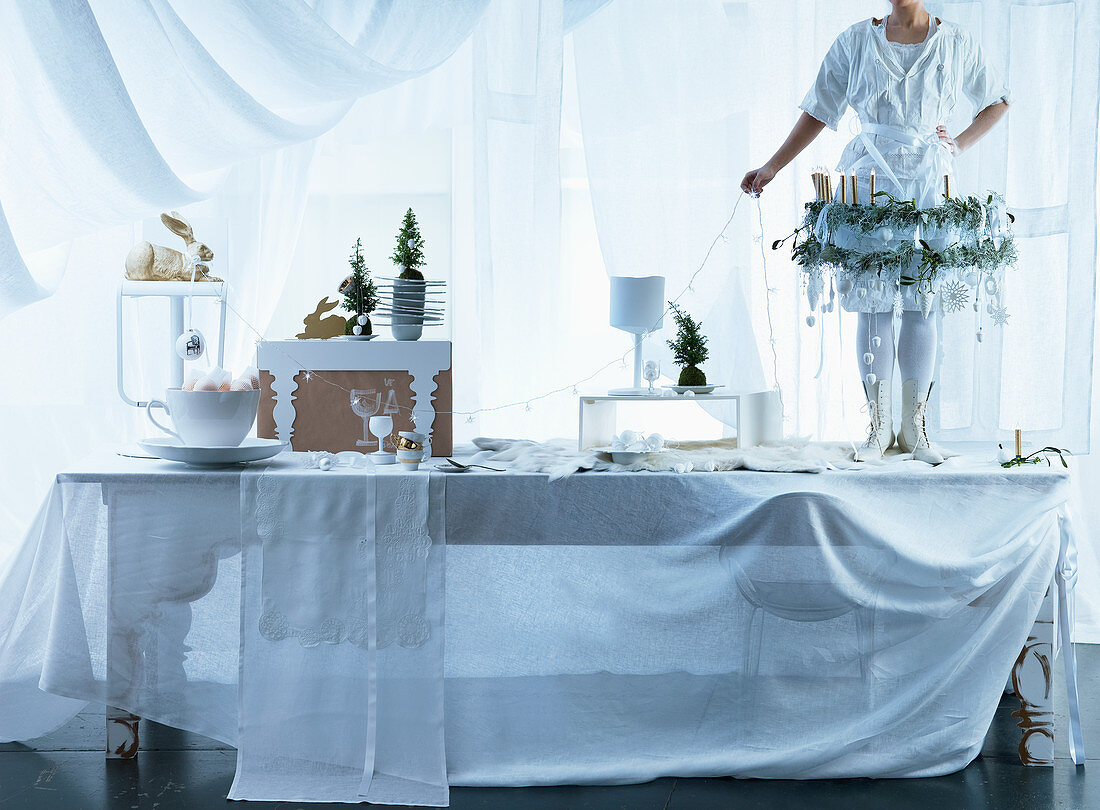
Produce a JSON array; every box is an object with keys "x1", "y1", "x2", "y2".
[{"x1": 147, "y1": 388, "x2": 260, "y2": 447}]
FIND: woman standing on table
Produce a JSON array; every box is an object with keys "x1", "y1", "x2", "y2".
[{"x1": 742, "y1": 1, "x2": 1010, "y2": 463}]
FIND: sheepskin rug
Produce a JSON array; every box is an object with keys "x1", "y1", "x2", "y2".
[{"x1": 470, "y1": 436, "x2": 874, "y2": 478}]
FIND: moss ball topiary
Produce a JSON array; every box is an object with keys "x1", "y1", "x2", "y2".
[{"x1": 678, "y1": 365, "x2": 706, "y2": 386}]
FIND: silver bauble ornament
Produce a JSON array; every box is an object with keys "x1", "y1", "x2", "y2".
[
  {"x1": 863, "y1": 352, "x2": 875, "y2": 366},
  {"x1": 175, "y1": 329, "x2": 206, "y2": 361},
  {"x1": 837, "y1": 277, "x2": 854, "y2": 295},
  {"x1": 352, "y1": 324, "x2": 363, "y2": 336},
  {"x1": 357, "y1": 314, "x2": 368, "y2": 326},
  {"x1": 318, "y1": 457, "x2": 333, "y2": 471}
]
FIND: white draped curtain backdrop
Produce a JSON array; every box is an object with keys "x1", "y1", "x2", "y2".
[{"x1": 2, "y1": 1, "x2": 1100, "y2": 634}]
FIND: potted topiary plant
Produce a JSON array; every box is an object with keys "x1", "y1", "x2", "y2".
[
  {"x1": 390, "y1": 208, "x2": 427, "y2": 341},
  {"x1": 340, "y1": 238, "x2": 378, "y2": 337},
  {"x1": 667, "y1": 303, "x2": 710, "y2": 386}
]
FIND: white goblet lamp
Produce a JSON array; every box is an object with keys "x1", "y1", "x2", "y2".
[{"x1": 608, "y1": 275, "x2": 665, "y2": 396}]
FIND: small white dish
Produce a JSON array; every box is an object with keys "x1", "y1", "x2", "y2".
[
  {"x1": 341, "y1": 334, "x2": 379, "y2": 341},
  {"x1": 138, "y1": 437, "x2": 286, "y2": 467},
  {"x1": 664, "y1": 384, "x2": 724, "y2": 395},
  {"x1": 370, "y1": 450, "x2": 397, "y2": 465},
  {"x1": 591, "y1": 447, "x2": 667, "y2": 465},
  {"x1": 434, "y1": 464, "x2": 474, "y2": 473}
]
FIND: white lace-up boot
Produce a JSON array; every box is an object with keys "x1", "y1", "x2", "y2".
[
  {"x1": 854, "y1": 380, "x2": 894, "y2": 462},
  {"x1": 898, "y1": 379, "x2": 945, "y2": 465}
]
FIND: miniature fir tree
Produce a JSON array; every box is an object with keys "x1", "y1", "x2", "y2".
[
  {"x1": 341, "y1": 238, "x2": 378, "y2": 334},
  {"x1": 667, "y1": 303, "x2": 710, "y2": 386},
  {"x1": 391, "y1": 208, "x2": 426, "y2": 280}
]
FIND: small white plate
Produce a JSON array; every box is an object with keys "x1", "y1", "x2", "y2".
[
  {"x1": 340, "y1": 334, "x2": 379, "y2": 341},
  {"x1": 138, "y1": 437, "x2": 287, "y2": 467},
  {"x1": 434, "y1": 463, "x2": 474, "y2": 473},
  {"x1": 664, "y1": 385, "x2": 725, "y2": 395}
]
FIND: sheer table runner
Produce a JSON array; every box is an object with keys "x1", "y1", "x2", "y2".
[{"x1": 232, "y1": 463, "x2": 446, "y2": 806}]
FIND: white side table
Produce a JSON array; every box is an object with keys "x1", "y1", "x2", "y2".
[{"x1": 577, "y1": 390, "x2": 781, "y2": 451}]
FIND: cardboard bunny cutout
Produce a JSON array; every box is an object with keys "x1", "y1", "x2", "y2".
[{"x1": 124, "y1": 211, "x2": 221, "y2": 282}]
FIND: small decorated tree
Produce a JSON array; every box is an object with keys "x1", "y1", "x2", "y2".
[
  {"x1": 391, "y1": 208, "x2": 426, "y2": 280},
  {"x1": 341, "y1": 238, "x2": 378, "y2": 335},
  {"x1": 667, "y1": 303, "x2": 710, "y2": 386}
]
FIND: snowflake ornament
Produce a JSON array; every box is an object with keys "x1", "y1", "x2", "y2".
[
  {"x1": 940, "y1": 281, "x2": 970, "y2": 313},
  {"x1": 990, "y1": 304, "x2": 1011, "y2": 327}
]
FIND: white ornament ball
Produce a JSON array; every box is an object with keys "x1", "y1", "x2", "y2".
[
  {"x1": 997, "y1": 446, "x2": 1013, "y2": 464},
  {"x1": 352, "y1": 325, "x2": 363, "y2": 336},
  {"x1": 806, "y1": 314, "x2": 816, "y2": 327},
  {"x1": 856, "y1": 287, "x2": 867, "y2": 299},
  {"x1": 662, "y1": 388, "x2": 676, "y2": 397},
  {"x1": 871, "y1": 335, "x2": 882, "y2": 348},
  {"x1": 863, "y1": 352, "x2": 875, "y2": 366},
  {"x1": 865, "y1": 373, "x2": 877, "y2": 387},
  {"x1": 318, "y1": 456, "x2": 333, "y2": 471},
  {"x1": 175, "y1": 329, "x2": 206, "y2": 361},
  {"x1": 837, "y1": 278, "x2": 854, "y2": 295},
  {"x1": 879, "y1": 227, "x2": 894, "y2": 243},
  {"x1": 619, "y1": 430, "x2": 640, "y2": 444},
  {"x1": 684, "y1": 390, "x2": 696, "y2": 398},
  {"x1": 357, "y1": 314, "x2": 368, "y2": 326}
]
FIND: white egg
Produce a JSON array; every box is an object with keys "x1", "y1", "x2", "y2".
[{"x1": 684, "y1": 390, "x2": 696, "y2": 398}]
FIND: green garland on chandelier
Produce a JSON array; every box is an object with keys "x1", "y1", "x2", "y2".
[{"x1": 772, "y1": 192, "x2": 1017, "y2": 294}]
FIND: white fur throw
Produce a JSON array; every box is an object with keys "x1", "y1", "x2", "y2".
[{"x1": 471, "y1": 437, "x2": 868, "y2": 479}]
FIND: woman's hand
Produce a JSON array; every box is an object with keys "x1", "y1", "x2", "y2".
[
  {"x1": 741, "y1": 164, "x2": 777, "y2": 196},
  {"x1": 936, "y1": 125, "x2": 960, "y2": 156}
]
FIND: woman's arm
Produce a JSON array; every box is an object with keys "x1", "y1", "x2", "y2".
[
  {"x1": 937, "y1": 100, "x2": 1009, "y2": 155},
  {"x1": 741, "y1": 112, "x2": 827, "y2": 195}
]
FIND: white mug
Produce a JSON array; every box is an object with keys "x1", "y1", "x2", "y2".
[{"x1": 146, "y1": 388, "x2": 260, "y2": 447}]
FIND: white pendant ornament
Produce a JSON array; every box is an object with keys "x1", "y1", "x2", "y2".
[
  {"x1": 352, "y1": 325, "x2": 363, "y2": 336},
  {"x1": 175, "y1": 329, "x2": 206, "y2": 361},
  {"x1": 856, "y1": 287, "x2": 867, "y2": 299},
  {"x1": 871, "y1": 335, "x2": 882, "y2": 348},
  {"x1": 865, "y1": 372, "x2": 877, "y2": 387},
  {"x1": 863, "y1": 352, "x2": 875, "y2": 366},
  {"x1": 878, "y1": 227, "x2": 894, "y2": 244},
  {"x1": 918, "y1": 291, "x2": 934, "y2": 319},
  {"x1": 837, "y1": 277, "x2": 854, "y2": 296},
  {"x1": 806, "y1": 314, "x2": 816, "y2": 327},
  {"x1": 976, "y1": 328, "x2": 984, "y2": 343},
  {"x1": 807, "y1": 284, "x2": 820, "y2": 312},
  {"x1": 984, "y1": 277, "x2": 998, "y2": 296},
  {"x1": 356, "y1": 314, "x2": 368, "y2": 326}
]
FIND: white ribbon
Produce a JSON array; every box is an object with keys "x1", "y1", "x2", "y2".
[
  {"x1": 858, "y1": 122, "x2": 953, "y2": 207},
  {"x1": 1057, "y1": 506, "x2": 1086, "y2": 765}
]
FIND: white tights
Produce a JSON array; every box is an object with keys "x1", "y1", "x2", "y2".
[{"x1": 856, "y1": 311, "x2": 937, "y2": 393}]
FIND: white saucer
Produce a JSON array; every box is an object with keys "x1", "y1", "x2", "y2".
[
  {"x1": 664, "y1": 384, "x2": 724, "y2": 395},
  {"x1": 340, "y1": 334, "x2": 378, "y2": 341},
  {"x1": 138, "y1": 437, "x2": 287, "y2": 467}
]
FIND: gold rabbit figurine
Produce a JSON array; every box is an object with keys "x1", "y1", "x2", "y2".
[
  {"x1": 124, "y1": 211, "x2": 221, "y2": 282},
  {"x1": 297, "y1": 298, "x2": 347, "y2": 339}
]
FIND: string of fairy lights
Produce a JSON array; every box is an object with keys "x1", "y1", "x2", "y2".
[{"x1": 217, "y1": 192, "x2": 783, "y2": 425}]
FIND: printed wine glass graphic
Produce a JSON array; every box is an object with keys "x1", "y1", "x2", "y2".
[{"x1": 350, "y1": 389, "x2": 383, "y2": 448}]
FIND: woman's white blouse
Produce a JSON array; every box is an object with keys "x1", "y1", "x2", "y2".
[{"x1": 800, "y1": 18, "x2": 1010, "y2": 185}]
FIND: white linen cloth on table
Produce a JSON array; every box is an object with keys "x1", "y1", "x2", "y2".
[
  {"x1": 0, "y1": 452, "x2": 1077, "y2": 794},
  {"x1": 0, "y1": 455, "x2": 446, "y2": 807}
]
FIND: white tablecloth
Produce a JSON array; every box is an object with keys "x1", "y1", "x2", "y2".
[{"x1": 0, "y1": 451, "x2": 1077, "y2": 803}]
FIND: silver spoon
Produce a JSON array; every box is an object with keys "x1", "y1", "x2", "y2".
[{"x1": 444, "y1": 458, "x2": 505, "y2": 472}]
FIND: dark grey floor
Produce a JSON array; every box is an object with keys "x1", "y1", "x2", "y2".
[{"x1": 2, "y1": 647, "x2": 1096, "y2": 810}]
